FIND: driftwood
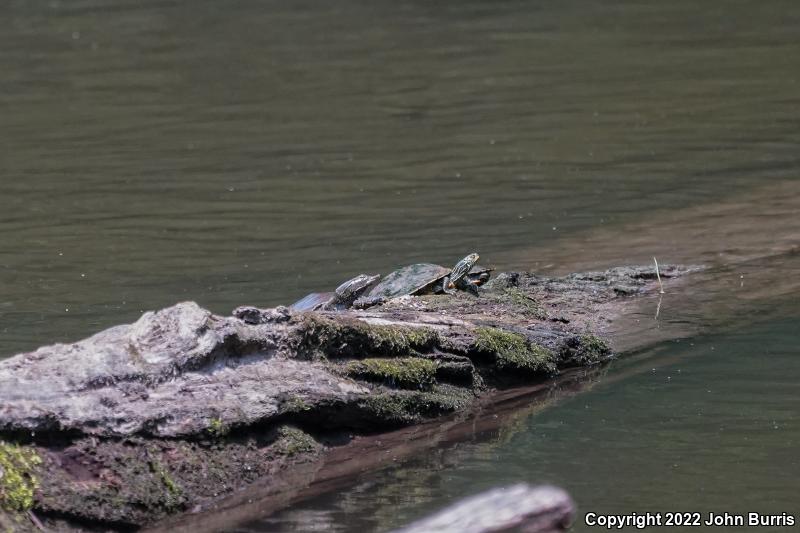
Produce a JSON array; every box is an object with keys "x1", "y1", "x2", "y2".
[
  {"x1": 0, "y1": 265, "x2": 694, "y2": 531},
  {"x1": 392, "y1": 484, "x2": 574, "y2": 533}
]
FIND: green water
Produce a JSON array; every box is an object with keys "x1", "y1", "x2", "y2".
[
  {"x1": 2, "y1": 0, "x2": 799, "y2": 356},
  {"x1": 2, "y1": 0, "x2": 799, "y2": 531}
]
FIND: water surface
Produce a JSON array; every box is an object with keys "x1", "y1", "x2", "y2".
[
  {"x1": 1, "y1": 1, "x2": 799, "y2": 531},
  {"x1": 2, "y1": 0, "x2": 799, "y2": 356}
]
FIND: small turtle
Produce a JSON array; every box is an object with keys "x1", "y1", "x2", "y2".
[
  {"x1": 442, "y1": 252, "x2": 480, "y2": 295},
  {"x1": 291, "y1": 273, "x2": 380, "y2": 312},
  {"x1": 354, "y1": 253, "x2": 490, "y2": 308}
]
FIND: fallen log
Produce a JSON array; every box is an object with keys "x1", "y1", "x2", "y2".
[{"x1": 0, "y1": 265, "x2": 694, "y2": 531}]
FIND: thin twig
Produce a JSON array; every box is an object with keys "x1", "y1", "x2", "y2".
[
  {"x1": 653, "y1": 257, "x2": 665, "y2": 294},
  {"x1": 655, "y1": 293, "x2": 663, "y2": 321}
]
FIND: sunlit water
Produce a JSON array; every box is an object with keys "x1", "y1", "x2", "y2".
[
  {"x1": 1, "y1": 0, "x2": 799, "y2": 531},
  {"x1": 2, "y1": 0, "x2": 800, "y2": 356}
]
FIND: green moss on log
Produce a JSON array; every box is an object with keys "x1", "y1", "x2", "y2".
[
  {"x1": 577, "y1": 333, "x2": 612, "y2": 365},
  {"x1": 148, "y1": 459, "x2": 182, "y2": 509},
  {"x1": 207, "y1": 417, "x2": 228, "y2": 438},
  {"x1": 345, "y1": 357, "x2": 437, "y2": 390},
  {"x1": 357, "y1": 385, "x2": 472, "y2": 426},
  {"x1": 473, "y1": 327, "x2": 556, "y2": 375},
  {"x1": 296, "y1": 316, "x2": 439, "y2": 359},
  {"x1": 0, "y1": 442, "x2": 42, "y2": 512},
  {"x1": 275, "y1": 426, "x2": 318, "y2": 457}
]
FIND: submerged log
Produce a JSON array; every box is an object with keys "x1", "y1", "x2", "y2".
[
  {"x1": 392, "y1": 484, "x2": 574, "y2": 533},
  {"x1": 0, "y1": 265, "x2": 694, "y2": 531}
]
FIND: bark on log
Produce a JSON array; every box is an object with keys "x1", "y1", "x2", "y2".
[{"x1": 0, "y1": 265, "x2": 695, "y2": 531}]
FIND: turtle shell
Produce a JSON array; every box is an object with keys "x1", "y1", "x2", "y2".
[
  {"x1": 291, "y1": 292, "x2": 334, "y2": 311},
  {"x1": 366, "y1": 263, "x2": 451, "y2": 299},
  {"x1": 467, "y1": 265, "x2": 493, "y2": 284}
]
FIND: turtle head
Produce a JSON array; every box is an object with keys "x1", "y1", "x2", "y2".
[
  {"x1": 335, "y1": 273, "x2": 381, "y2": 299},
  {"x1": 448, "y1": 252, "x2": 481, "y2": 285}
]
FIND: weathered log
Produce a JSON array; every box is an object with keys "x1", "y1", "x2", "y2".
[
  {"x1": 0, "y1": 265, "x2": 694, "y2": 531},
  {"x1": 391, "y1": 484, "x2": 574, "y2": 533}
]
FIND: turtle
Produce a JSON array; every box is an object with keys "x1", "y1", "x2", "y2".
[
  {"x1": 353, "y1": 253, "x2": 491, "y2": 309},
  {"x1": 442, "y1": 252, "x2": 480, "y2": 295},
  {"x1": 291, "y1": 273, "x2": 381, "y2": 312}
]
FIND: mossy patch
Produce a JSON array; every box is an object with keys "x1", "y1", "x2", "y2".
[
  {"x1": 0, "y1": 442, "x2": 42, "y2": 512},
  {"x1": 35, "y1": 437, "x2": 277, "y2": 526},
  {"x1": 581, "y1": 334, "x2": 611, "y2": 357},
  {"x1": 571, "y1": 334, "x2": 612, "y2": 366},
  {"x1": 274, "y1": 426, "x2": 318, "y2": 457},
  {"x1": 207, "y1": 417, "x2": 228, "y2": 438},
  {"x1": 148, "y1": 459, "x2": 182, "y2": 509},
  {"x1": 555, "y1": 333, "x2": 613, "y2": 367},
  {"x1": 473, "y1": 327, "x2": 556, "y2": 375},
  {"x1": 296, "y1": 316, "x2": 439, "y2": 359},
  {"x1": 345, "y1": 357, "x2": 437, "y2": 390},
  {"x1": 357, "y1": 385, "x2": 473, "y2": 427}
]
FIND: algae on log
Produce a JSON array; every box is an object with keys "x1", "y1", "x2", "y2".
[
  {"x1": 0, "y1": 443, "x2": 42, "y2": 512},
  {"x1": 0, "y1": 442, "x2": 42, "y2": 533},
  {"x1": 473, "y1": 327, "x2": 557, "y2": 375},
  {"x1": 343, "y1": 357, "x2": 438, "y2": 390},
  {"x1": 0, "y1": 265, "x2": 694, "y2": 531}
]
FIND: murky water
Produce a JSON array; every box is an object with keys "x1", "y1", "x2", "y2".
[
  {"x1": 2, "y1": 0, "x2": 799, "y2": 356},
  {"x1": 2, "y1": 0, "x2": 799, "y2": 531}
]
